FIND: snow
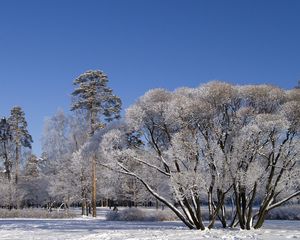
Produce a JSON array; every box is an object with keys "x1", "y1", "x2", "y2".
[
  {"x1": 0, "y1": 209, "x2": 299, "y2": 240},
  {"x1": 0, "y1": 218, "x2": 299, "y2": 240}
]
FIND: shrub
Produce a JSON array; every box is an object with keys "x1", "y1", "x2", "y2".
[
  {"x1": 266, "y1": 205, "x2": 300, "y2": 220},
  {"x1": 106, "y1": 208, "x2": 178, "y2": 221},
  {"x1": 106, "y1": 205, "x2": 300, "y2": 222},
  {"x1": 0, "y1": 208, "x2": 77, "y2": 218}
]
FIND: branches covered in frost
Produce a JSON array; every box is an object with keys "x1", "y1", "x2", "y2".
[{"x1": 101, "y1": 82, "x2": 300, "y2": 230}]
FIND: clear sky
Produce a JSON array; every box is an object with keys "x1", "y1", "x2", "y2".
[{"x1": 0, "y1": 0, "x2": 299, "y2": 155}]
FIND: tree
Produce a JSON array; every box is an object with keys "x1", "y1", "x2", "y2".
[
  {"x1": 101, "y1": 82, "x2": 300, "y2": 230},
  {"x1": 71, "y1": 70, "x2": 121, "y2": 217},
  {"x1": 295, "y1": 80, "x2": 300, "y2": 89},
  {"x1": 41, "y1": 110, "x2": 83, "y2": 211},
  {"x1": 41, "y1": 110, "x2": 71, "y2": 176},
  {"x1": 0, "y1": 117, "x2": 13, "y2": 209},
  {"x1": 0, "y1": 117, "x2": 12, "y2": 181},
  {"x1": 19, "y1": 154, "x2": 49, "y2": 207},
  {"x1": 8, "y1": 106, "x2": 33, "y2": 184},
  {"x1": 25, "y1": 154, "x2": 39, "y2": 178}
]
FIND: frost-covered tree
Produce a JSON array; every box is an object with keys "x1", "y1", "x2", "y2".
[
  {"x1": 0, "y1": 117, "x2": 17, "y2": 209},
  {"x1": 41, "y1": 111, "x2": 80, "y2": 208},
  {"x1": 25, "y1": 154, "x2": 39, "y2": 178},
  {"x1": 41, "y1": 111, "x2": 73, "y2": 208},
  {"x1": 42, "y1": 110, "x2": 96, "y2": 215},
  {"x1": 17, "y1": 154, "x2": 49, "y2": 207},
  {"x1": 8, "y1": 106, "x2": 33, "y2": 184},
  {"x1": 71, "y1": 70, "x2": 121, "y2": 217},
  {"x1": 101, "y1": 82, "x2": 300, "y2": 230},
  {"x1": 0, "y1": 176, "x2": 11, "y2": 207},
  {"x1": 42, "y1": 110, "x2": 70, "y2": 175},
  {"x1": 0, "y1": 117, "x2": 12, "y2": 181}
]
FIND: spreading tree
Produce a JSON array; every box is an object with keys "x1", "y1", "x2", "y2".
[{"x1": 101, "y1": 82, "x2": 300, "y2": 230}]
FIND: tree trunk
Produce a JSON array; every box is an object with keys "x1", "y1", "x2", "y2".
[
  {"x1": 92, "y1": 154, "x2": 97, "y2": 217},
  {"x1": 234, "y1": 183, "x2": 245, "y2": 229},
  {"x1": 82, "y1": 192, "x2": 87, "y2": 216},
  {"x1": 208, "y1": 187, "x2": 213, "y2": 221},
  {"x1": 246, "y1": 182, "x2": 257, "y2": 230},
  {"x1": 81, "y1": 201, "x2": 85, "y2": 216},
  {"x1": 254, "y1": 210, "x2": 268, "y2": 229},
  {"x1": 183, "y1": 198, "x2": 205, "y2": 230},
  {"x1": 86, "y1": 202, "x2": 89, "y2": 216},
  {"x1": 15, "y1": 144, "x2": 20, "y2": 209},
  {"x1": 15, "y1": 144, "x2": 19, "y2": 184},
  {"x1": 220, "y1": 204, "x2": 227, "y2": 228},
  {"x1": 208, "y1": 190, "x2": 225, "y2": 229},
  {"x1": 254, "y1": 190, "x2": 275, "y2": 229},
  {"x1": 241, "y1": 189, "x2": 247, "y2": 228}
]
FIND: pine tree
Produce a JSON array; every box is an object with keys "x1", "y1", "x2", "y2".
[
  {"x1": 8, "y1": 106, "x2": 33, "y2": 184},
  {"x1": 71, "y1": 70, "x2": 121, "y2": 217}
]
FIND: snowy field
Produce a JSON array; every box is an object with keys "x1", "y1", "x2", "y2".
[{"x1": 0, "y1": 209, "x2": 299, "y2": 240}]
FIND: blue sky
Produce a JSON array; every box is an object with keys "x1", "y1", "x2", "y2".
[{"x1": 0, "y1": 0, "x2": 299, "y2": 155}]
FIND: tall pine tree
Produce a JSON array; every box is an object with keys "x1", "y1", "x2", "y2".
[
  {"x1": 8, "y1": 106, "x2": 33, "y2": 184},
  {"x1": 71, "y1": 70, "x2": 121, "y2": 217}
]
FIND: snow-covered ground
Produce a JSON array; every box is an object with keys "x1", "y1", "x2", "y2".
[{"x1": 0, "y1": 208, "x2": 299, "y2": 240}]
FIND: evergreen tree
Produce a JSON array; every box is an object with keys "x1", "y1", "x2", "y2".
[
  {"x1": 71, "y1": 70, "x2": 121, "y2": 217},
  {"x1": 8, "y1": 106, "x2": 33, "y2": 184}
]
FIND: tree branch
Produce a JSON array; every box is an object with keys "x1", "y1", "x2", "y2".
[{"x1": 267, "y1": 191, "x2": 300, "y2": 211}]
